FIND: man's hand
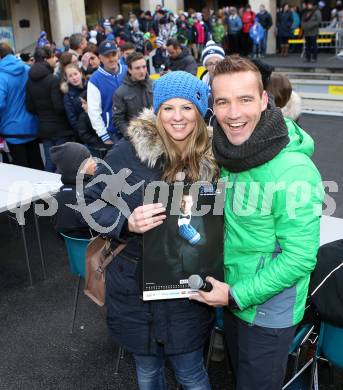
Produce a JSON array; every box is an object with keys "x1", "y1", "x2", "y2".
[
  {"x1": 104, "y1": 140, "x2": 113, "y2": 145},
  {"x1": 189, "y1": 277, "x2": 230, "y2": 307}
]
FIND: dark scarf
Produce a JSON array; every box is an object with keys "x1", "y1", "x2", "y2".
[{"x1": 212, "y1": 105, "x2": 289, "y2": 173}]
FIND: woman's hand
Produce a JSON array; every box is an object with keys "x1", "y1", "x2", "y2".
[{"x1": 128, "y1": 203, "x2": 166, "y2": 233}]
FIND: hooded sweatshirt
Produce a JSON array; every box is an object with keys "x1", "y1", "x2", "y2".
[
  {"x1": 26, "y1": 62, "x2": 73, "y2": 139},
  {"x1": 0, "y1": 54, "x2": 38, "y2": 144},
  {"x1": 112, "y1": 73, "x2": 153, "y2": 137},
  {"x1": 166, "y1": 46, "x2": 198, "y2": 75}
]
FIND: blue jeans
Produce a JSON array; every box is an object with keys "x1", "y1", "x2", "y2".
[
  {"x1": 42, "y1": 137, "x2": 73, "y2": 172},
  {"x1": 133, "y1": 346, "x2": 211, "y2": 390},
  {"x1": 261, "y1": 30, "x2": 268, "y2": 55}
]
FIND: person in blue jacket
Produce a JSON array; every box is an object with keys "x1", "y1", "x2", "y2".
[
  {"x1": 62, "y1": 64, "x2": 87, "y2": 133},
  {"x1": 249, "y1": 17, "x2": 265, "y2": 58},
  {"x1": 87, "y1": 40, "x2": 127, "y2": 146},
  {"x1": 0, "y1": 43, "x2": 44, "y2": 169}
]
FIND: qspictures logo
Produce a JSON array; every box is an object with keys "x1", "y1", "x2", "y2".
[{"x1": 5, "y1": 157, "x2": 338, "y2": 230}]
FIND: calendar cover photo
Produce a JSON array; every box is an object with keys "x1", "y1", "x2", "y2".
[{"x1": 142, "y1": 183, "x2": 224, "y2": 301}]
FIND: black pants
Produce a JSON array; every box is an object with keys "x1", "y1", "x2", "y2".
[
  {"x1": 224, "y1": 309, "x2": 296, "y2": 390},
  {"x1": 228, "y1": 33, "x2": 241, "y2": 55},
  {"x1": 241, "y1": 33, "x2": 252, "y2": 56},
  {"x1": 7, "y1": 139, "x2": 44, "y2": 170},
  {"x1": 305, "y1": 35, "x2": 318, "y2": 61}
]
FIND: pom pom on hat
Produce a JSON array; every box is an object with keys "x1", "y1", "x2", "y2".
[
  {"x1": 103, "y1": 19, "x2": 111, "y2": 29},
  {"x1": 155, "y1": 38, "x2": 164, "y2": 46},
  {"x1": 153, "y1": 71, "x2": 208, "y2": 117},
  {"x1": 201, "y1": 40, "x2": 225, "y2": 67}
]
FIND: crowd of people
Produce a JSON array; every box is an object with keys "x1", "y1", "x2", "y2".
[{"x1": 0, "y1": 2, "x2": 335, "y2": 390}]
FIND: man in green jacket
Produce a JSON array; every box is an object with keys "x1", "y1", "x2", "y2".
[{"x1": 190, "y1": 55, "x2": 323, "y2": 389}]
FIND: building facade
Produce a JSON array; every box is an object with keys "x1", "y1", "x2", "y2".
[{"x1": 0, "y1": 0, "x2": 338, "y2": 53}]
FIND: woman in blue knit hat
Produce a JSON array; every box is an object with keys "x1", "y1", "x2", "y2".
[{"x1": 85, "y1": 71, "x2": 218, "y2": 389}]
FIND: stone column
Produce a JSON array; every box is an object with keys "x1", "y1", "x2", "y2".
[
  {"x1": 48, "y1": 0, "x2": 86, "y2": 47},
  {"x1": 248, "y1": 0, "x2": 277, "y2": 54}
]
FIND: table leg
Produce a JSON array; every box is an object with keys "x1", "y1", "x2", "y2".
[
  {"x1": 33, "y1": 209, "x2": 47, "y2": 279},
  {"x1": 20, "y1": 225, "x2": 33, "y2": 286}
]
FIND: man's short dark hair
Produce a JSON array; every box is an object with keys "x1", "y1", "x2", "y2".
[
  {"x1": 214, "y1": 55, "x2": 263, "y2": 96},
  {"x1": 126, "y1": 52, "x2": 145, "y2": 68},
  {"x1": 20, "y1": 52, "x2": 32, "y2": 62},
  {"x1": 0, "y1": 43, "x2": 14, "y2": 59},
  {"x1": 34, "y1": 46, "x2": 53, "y2": 62},
  {"x1": 120, "y1": 42, "x2": 135, "y2": 52},
  {"x1": 166, "y1": 38, "x2": 181, "y2": 48},
  {"x1": 69, "y1": 33, "x2": 84, "y2": 50},
  {"x1": 83, "y1": 43, "x2": 98, "y2": 55}
]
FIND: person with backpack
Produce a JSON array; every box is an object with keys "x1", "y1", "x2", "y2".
[{"x1": 302, "y1": 0, "x2": 322, "y2": 62}]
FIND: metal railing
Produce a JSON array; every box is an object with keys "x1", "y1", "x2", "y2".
[{"x1": 289, "y1": 22, "x2": 343, "y2": 57}]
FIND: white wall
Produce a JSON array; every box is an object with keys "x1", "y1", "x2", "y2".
[
  {"x1": 10, "y1": 0, "x2": 42, "y2": 51},
  {"x1": 48, "y1": 0, "x2": 86, "y2": 47}
]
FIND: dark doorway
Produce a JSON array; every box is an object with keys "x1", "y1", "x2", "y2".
[
  {"x1": 38, "y1": 0, "x2": 52, "y2": 42},
  {"x1": 85, "y1": 0, "x2": 102, "y2": 27},
  {"x1": 217, "y1": 0, "x2": 248, "y2": 8},
  {"x1": 184, "y1": 0, "x2": 208, "y2": 11}
]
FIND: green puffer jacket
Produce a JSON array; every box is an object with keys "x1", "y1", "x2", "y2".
[{"x1": 221, "y1": 118, "x2": 324, "y2": 328}]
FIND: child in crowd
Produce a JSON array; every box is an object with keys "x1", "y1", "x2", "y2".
[
  {"x1": 62, "y1": 64, "x2": 87, "y2": 133},
  {"x1": 152, "y1": 38, "x2": 167, "y2": 73},
  {"x1": 212, "y1": 17, "x2": 225, "y2": 45},
  {"x1": 267, "y1": 73, "x2": 302, "y2": 122},
  {"x1": 249, "y1": 17, "x2": 265, "y2": 58},
  {"x1": 51, "y1": 142, "x2": 96, "y2": 238},
  {"x1": 77, "y1": 91, "x2": 111, "y2": 157}
]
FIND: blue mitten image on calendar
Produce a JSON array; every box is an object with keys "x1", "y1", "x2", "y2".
[{"x1": 178, "y1": 224, "x2": 201, "y2": 245}]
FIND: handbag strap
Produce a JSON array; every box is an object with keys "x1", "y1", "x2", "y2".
[{"x1": 101, "y1": 242, "x2": 127, "y2": 270}]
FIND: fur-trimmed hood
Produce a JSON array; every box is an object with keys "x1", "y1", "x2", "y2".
[
  {"x1": 127, "y1": 108, "x2": 217, "y2": 182},
  {"x1": 282, "y1": 91, "x2": 302, "y2": 121}
]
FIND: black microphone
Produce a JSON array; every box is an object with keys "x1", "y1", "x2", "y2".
[{"x1": 188, "y1": 274, "x2": 213, "y2": 292}]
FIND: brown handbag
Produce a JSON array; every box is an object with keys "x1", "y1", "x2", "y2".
[{"x1": 84, "y1": 236, "x2": 127, "y2": 306}]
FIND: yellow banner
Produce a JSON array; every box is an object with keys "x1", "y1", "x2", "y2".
[{"x1": 328, "y1": 85, "x2": 343, "y2": 95}]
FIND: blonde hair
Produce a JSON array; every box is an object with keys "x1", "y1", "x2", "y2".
[
  {"x1": 156, "y1": 107, "x2": 218, "y2": 183},
  {"x1": 64, "y1": 63, "x2": 82, "y2": 76}
]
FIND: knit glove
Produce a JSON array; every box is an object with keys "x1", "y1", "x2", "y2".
[{"x1": 179, "y1": 224, "x2": 201, "y2": 245}]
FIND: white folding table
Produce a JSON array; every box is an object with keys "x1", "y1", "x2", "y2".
[
  {"x1": 0, "y1": 163, "x2": 62, "y2": 285},
  {"x1": 320, "y1": 215, "x2": 343, "y2": 245}
]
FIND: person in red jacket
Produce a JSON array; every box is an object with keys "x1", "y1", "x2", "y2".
[
  {"x1": 241, "y1": 5, "x2": 255, "y2": 56},
  {"x1": 193, "y1": 16, "x2": 206, "y2": 62}
]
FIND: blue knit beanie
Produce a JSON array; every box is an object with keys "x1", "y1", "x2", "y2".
[{"x1": 153, "y1": 71, "x2": 209, "y2": 117}]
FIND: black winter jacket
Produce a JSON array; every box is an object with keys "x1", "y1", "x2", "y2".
[
  {"x1": 276, "y1": 11, "x2": 293, "y2": 38},
  {"x1": 166, "y1": 47, "x2": 198, "y2": 75},
  {"x1": 310, "y1": 240, "x2": 343, "y2": 327},
  {"x1": 63, "y1": 83, "x2": 86, "y2": 131},
  {"x1": 77, "y1": 111, "x2": 111, "y2": 150},
  {"x1": 26, "y1": 62, "x2": 73, "y2": 139},
  {"x1": 53, "y1": 183, "x2": 92, "y2": 238},
  {"x1": 112, "y1": 74, "x2": 153, "y2": 138},
  {"x1": 85, "y1": 109, "x2": 216, "y2": 355}
]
